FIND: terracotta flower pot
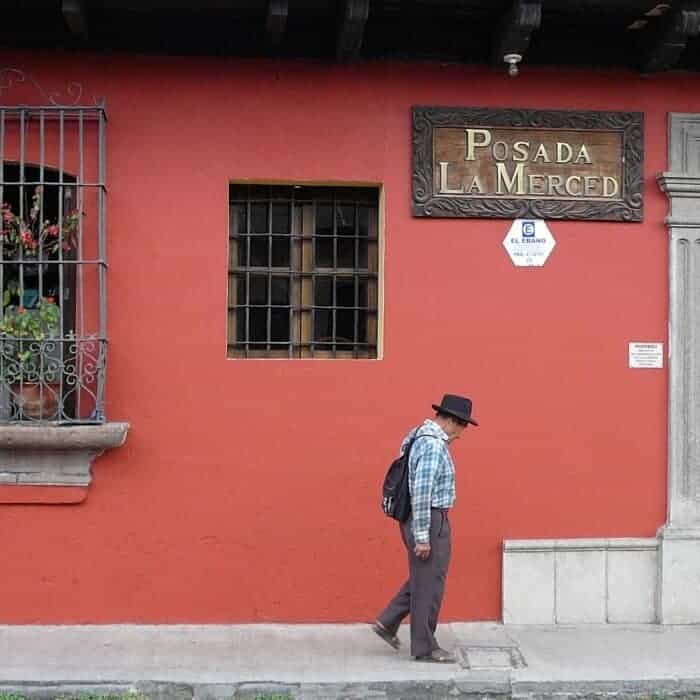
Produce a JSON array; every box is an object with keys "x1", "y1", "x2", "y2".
[{"x1": 10, "y1": 382, "x2": 60, "y2": 420}]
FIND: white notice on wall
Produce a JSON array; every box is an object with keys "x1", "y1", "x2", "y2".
[
  {"x1": 502, "y1": 219, "x2": 555, "y2": 267},
  {"x1": 628, "y1": 342, "x2": 664, "y2": 369}
]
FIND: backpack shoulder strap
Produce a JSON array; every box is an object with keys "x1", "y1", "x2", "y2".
[{"x1": 403, "y1": 430, "x2": 442, "y2": 457}]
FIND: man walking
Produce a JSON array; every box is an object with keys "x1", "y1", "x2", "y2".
[{"x1": 373, "y1": 394, "x2": 478, "y2": 663}]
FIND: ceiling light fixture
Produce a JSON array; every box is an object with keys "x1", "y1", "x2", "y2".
[{"x1": 504, "y1": 53, "x2": 522, "y2": 77}]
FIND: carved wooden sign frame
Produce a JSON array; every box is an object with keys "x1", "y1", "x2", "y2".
[{"x1": 412, "y1": 106, "x2": 644, "y2": 221}]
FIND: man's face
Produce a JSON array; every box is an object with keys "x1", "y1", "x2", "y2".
[{"x1": 447, "y1": 418, "x2": 467, "y2": 442}]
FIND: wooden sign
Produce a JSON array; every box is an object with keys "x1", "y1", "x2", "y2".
[{"x1": 412, "y1": 107, "x2": 643, "y2": 221}]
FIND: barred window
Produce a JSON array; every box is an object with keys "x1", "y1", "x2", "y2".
[
  {"x1": 228, "y1": 185, "x2": 380, "y2": 359},
  {"x1": 0, "y1": 105, "x2": 107, "y2": 422}
]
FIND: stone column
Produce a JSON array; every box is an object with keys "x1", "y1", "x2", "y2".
[{"x1": 657, "y1": 113, "x2": 700, "y2": 623}]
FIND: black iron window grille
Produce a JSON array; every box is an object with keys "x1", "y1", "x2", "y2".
[
  {"x1": 0, "y1": 104, "x2": 107, "y2": 422},
  {"x1": 228, "y1": 184, "x2": 380, "y2": 359}
]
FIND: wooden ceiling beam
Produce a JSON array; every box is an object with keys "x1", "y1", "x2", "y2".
[
  {"x1": 491, "y1": 0, "x2": 542, "y2": 70},
  {"x1": 265, "y1": 0, "x2": 288, "y2": 50},
  {"x1": 641, "y1": 5, "x2": 700, "y2": 72},
  {"x1": 62, "y1": 0, "x2": 87, "y2": 36},
  {"x1": 337, "y1": 0, "x2": 370, "y2": 62}
]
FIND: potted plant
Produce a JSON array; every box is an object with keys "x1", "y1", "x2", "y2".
[
  {"x1": 0, "y1": 297, "x2": 62, "y2": 419},
  {"x1": 0, "y1": 185, "x2": 82, "y2": 420},
  {"x1": 1, "y1": 185, "x2": 80, "y2": 259}
]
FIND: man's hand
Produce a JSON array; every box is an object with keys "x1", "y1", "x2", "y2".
[{"x1": 414, "y1": 542, "x2": 431, "y2": 560}]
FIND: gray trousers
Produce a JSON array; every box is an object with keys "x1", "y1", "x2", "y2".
[{"x1": 377, "y1": 509, "x2": 452, "y2": 657}]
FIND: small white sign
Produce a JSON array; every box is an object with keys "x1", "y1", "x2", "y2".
[
  {"x1": 629, "y1": 342, "x2": 664, "y2": 369},
  {"x1": 503, "y1": 219, "x2": 555, "y2": 267}
]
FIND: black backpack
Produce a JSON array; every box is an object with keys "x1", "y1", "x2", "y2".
[{"x1": 381, "y1": 433, "x2": 436, "y2": 522}]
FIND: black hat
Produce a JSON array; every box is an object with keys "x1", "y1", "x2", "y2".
[{"x1": 432, "y1": 394, "x2": 479, "y2": 426}]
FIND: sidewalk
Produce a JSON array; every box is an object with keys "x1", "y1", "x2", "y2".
[{"x1": 1, "y1": 623, "x2": 700, "y2": 699}]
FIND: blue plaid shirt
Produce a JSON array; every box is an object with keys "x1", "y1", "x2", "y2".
[{"x1": 401, "y1": 419, "x2": 456, "y2": 544}]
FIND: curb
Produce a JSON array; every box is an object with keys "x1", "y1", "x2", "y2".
[{"x1": 2, "y1": 678, "x2": 700, "y2": 700}]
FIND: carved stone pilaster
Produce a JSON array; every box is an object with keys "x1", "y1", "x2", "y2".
[{"x1": 657, "y1": 113, "x2": 700, "y2": 622}]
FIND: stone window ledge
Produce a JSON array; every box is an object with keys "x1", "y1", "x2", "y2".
[{"x1": 0, "y1": 423, "x2": 129, "y2": 498}]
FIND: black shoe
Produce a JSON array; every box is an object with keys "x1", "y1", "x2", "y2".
[
  {"x1": 414, "y1": 648, "x2": 456, "y2": 663},
  {"x1": 371, "y1": 621, "x2": 401, "y2": 650}
]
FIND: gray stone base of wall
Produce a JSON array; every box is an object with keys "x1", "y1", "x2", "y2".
[
  {"x1": 503, "y1": 532, "x2": 700, "y2": 624},
  {"x1": 503, "y1": 537, "x2": 661, "y2": 624},
  {"x1": 658, "y1": 526, "x2": 700, "y2": 624}
]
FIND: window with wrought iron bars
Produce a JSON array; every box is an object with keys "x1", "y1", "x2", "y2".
[
  {"x1": 228, "y1": 184, "x2": 380, "y2": 359},
  {"x1": 0, "y1": 105, "x2": 107, "y2": 422}
]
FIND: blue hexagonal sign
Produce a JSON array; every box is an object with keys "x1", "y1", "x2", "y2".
[{"x1": 503, "y1": 219, "x2": 556, "y2": 267}]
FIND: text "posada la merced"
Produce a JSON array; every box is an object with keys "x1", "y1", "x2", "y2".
[{"x1": 438, "y1": 128, "x2": 621, "y2": 198}]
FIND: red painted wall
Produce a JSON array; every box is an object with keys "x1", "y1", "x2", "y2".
[{"x1": 0, "y1": 52, "x2": 681, "y2": 622}]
